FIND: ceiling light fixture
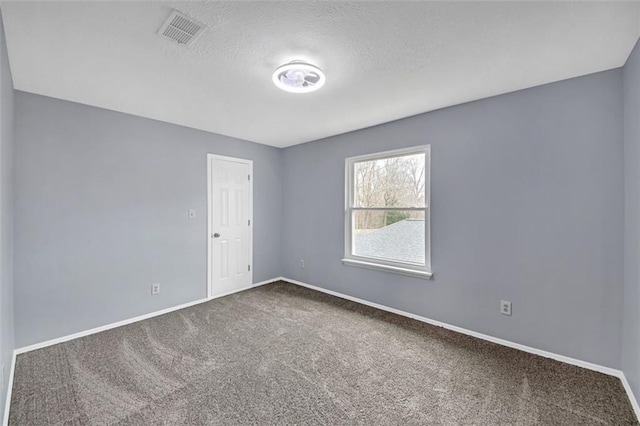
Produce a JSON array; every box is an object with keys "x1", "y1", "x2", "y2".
[{"x1": 272, "y1": 62, "x2": 326, "y2": 93}]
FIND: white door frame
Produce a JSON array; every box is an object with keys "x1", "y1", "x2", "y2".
[{"x1": 207, "y1": 153, "x2": 253, "y2": 299}]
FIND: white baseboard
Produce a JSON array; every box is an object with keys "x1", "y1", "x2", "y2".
[
  {"x1": 4, "y1": 277, "x2": 280, "y2": 425},
  {"x1": 282, "y1": 277, "x2": 621, "y2": 376},
  {"x1": 15, "y1": 277, "x2": 279, "y2": 355},
  {"x1": 208, "y1": 278, "x2": 275, "y2": 300},
  {"x1": 282, "y1": 276, "x2": 640, "y2": 420},
  {"x1": 6, "y1": 276, "x2": 639, "y2": 423},
  {"x1": 282, "y1": 277, "x2": 621, "y2": 375},
  {"x1": 2, "y1": 351, "x2": 16, "y2": 426},
  {"x1": 281, "y1": 276, "x2": 640, "y2": 418},
  {"x1": 620, "y1": 372, "x2": 640, "y2": 421}
]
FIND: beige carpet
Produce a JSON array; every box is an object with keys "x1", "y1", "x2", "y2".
[{"x1": 8, "y1": 281, "x2": 638, "y2": 425}]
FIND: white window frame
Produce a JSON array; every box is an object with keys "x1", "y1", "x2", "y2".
[{"x1": 342, "y1": 145, "x2": 432, "y2": 279}]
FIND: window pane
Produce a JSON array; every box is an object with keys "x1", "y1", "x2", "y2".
[
  {"x1": 354, "y1": 153, "x2": 426, "y2": 208},
  {"x1": 353, "y1": 210, "x2": 425, "y2": 265}
]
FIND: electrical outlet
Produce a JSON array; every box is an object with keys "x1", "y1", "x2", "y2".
[
  {"x1": 300, "y1": 259, "x2": 305, "y2": 268},
  {"x1": 188, "y1": 209, "x2": 196, "y2": 219},
  {"x1": 501, "y1": 300, "x2": 512, "y2": 316},
  {"x1": 151, "y1": 283, "x2": 160, "y2": 295}
]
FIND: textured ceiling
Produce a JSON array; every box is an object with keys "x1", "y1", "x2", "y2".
[{"x1": 2, "y1": 1, "x2": 640, "y2": 148}]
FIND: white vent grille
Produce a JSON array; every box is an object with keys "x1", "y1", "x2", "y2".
[{"x1": 159, "y1": 10, "x2": 206, "y2": 46}]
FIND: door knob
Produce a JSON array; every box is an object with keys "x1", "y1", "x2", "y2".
[{"x1": 213, "y1": 233, "x2": 220, "y2": 238}]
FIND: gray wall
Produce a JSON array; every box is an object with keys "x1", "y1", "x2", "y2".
[
  {"x1": 13, "y1": 92, "x2": 282, "y2": 348},
  {"x1": 0, "y1": 10, "x2": 13, "y2": 420},
  {"x1": 282, "y1": 69, "x2": 624, "y2": 369},
  {"x1": 623, "y1": 37, "x2": 640, "y2": 407}
]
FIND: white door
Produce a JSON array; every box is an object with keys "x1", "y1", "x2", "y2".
[{"x1": 208, "y1": 154, "x2": 253, "y2": 298}]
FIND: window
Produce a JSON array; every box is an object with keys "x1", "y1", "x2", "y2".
[{"x1": 343, "y1": 145, "x2": 431, "y2": 278}]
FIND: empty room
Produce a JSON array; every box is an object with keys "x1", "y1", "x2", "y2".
[{"x1": 1, "y1": 0, "x2": 640, "y2": 424}]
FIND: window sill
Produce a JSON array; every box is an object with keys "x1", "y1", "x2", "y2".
[{"x1": 342, "y1": 258, "x2": 433, "y2": 279}]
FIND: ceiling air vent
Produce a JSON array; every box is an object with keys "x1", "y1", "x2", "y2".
[{"x1": 158, "y1": 10, "x2": 206, "y2": 46}]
